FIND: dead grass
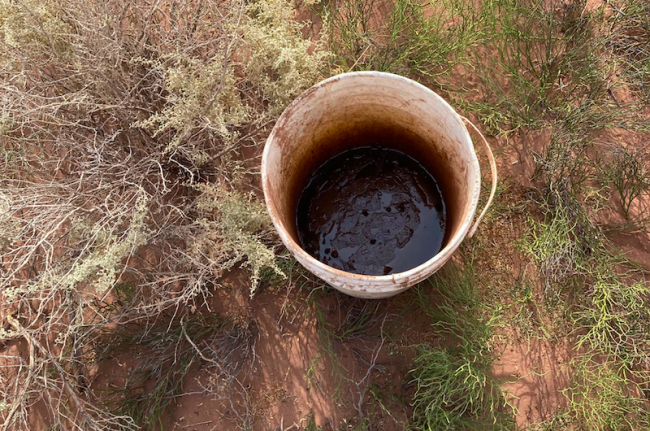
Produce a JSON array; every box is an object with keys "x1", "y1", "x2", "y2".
[{"x1": 0, "y1": 0, "x2": 326, "y2": 428}]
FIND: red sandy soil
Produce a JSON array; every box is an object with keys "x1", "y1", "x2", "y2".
[
  {"x1": 128, "y1": 122, "x2": 647, "y2": 430},
  {"x1": 4, "y1": 1, "x2": 650, "y2": 430},
  {"x1": 10, "y1": 101, "x2": 650, "y2": 431}
]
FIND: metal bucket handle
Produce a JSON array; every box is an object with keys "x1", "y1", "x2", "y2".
[{"x1": 460, "y1": 116, "x2": 498, "y2": 239}]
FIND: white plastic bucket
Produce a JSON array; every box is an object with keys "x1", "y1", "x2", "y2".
[{"x1": 262, "y1": 72, "x2": 496, "y2": 299}]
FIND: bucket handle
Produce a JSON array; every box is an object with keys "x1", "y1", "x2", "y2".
[{"x1": 460, "y1": 116, "x2": 498, "y2": 239}]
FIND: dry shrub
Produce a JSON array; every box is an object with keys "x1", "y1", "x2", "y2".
[{"x1": 0, "y1": 0, "x2": 327, "y2": 428}]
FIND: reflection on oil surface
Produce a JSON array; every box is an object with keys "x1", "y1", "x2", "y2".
[{"x1": 296, "y1": 147, "x2": 446, "y2": 275}]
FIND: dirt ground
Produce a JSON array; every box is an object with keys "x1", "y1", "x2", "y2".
[
  {"x1": 82, "y1": 114, "x2": 650, "y2": 431},
  {"x1": 3, "y1": 0, "x2": 650, "y2": 430},
  {"x1": 98, "y1": 8, "x2": 650, "y2": 431}
]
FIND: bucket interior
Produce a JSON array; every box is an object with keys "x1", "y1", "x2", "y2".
[{"x1": 264, "y1": 75, "x2": 479, "y2": 272}]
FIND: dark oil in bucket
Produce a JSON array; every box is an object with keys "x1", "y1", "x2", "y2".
[{"x1": 296, "y1": 147, "x2": 446, "y2": 276}]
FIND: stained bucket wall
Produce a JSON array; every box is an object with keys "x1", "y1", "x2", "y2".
[{"x1": 262, "y1": 72, "x2": 483, "y2": 298}]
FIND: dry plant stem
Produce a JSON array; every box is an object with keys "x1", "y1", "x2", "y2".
[
  {"x1": 354, "y1": 316, "x2": 387, "y2": 419},
  {"x1": 1, "y1": 318, "x2": 34, "y2": 431},
  {"x1": 4, "y1": 314, "x2": 89, "y2": 429},
  {"x1": 181, "y1": 316, "x2": 221, "y2": 368}
]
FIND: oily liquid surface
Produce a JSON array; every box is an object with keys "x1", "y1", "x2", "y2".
[{"x1": 296, "y1": 147, "x2": 446, "y2": 276}]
